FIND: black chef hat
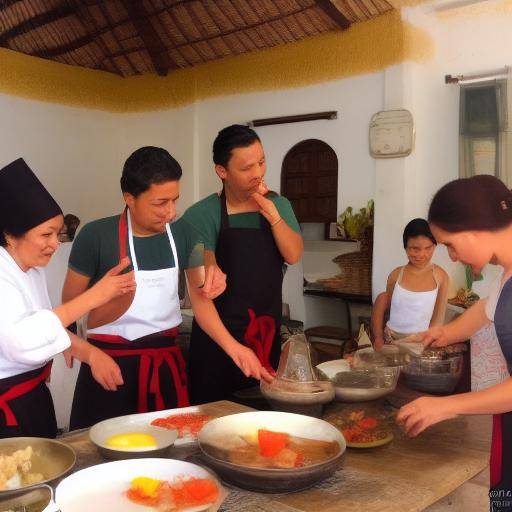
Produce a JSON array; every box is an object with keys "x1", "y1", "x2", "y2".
[{"x1": 0, "y1": 158, "x2": 62, "y2": 237}]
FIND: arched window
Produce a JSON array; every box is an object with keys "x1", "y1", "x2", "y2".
[{"x1": 281, "y1": 139, "x2": 338, "y2": 226}]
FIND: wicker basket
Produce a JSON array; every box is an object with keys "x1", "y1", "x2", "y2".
[{"x1": 318, "y1": 227, "x2": 373, "y2": 295}]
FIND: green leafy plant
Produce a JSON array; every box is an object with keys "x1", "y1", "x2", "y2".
[{"x1": 337, "y1": 200, "x2": 374, "y2": 240}]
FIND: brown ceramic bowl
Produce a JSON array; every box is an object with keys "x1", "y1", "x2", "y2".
[{"x1": 198, "y1": 411, "x2": 346, "y2": 493}]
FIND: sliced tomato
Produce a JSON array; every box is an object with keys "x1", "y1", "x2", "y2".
[
  {"x1": 182, "y1": 478, "x2": 219, "y2": 502},
  {"x1": 258, "y1": 429, "x2": 290, "y2": 457},
  {"x1": 357, "y1": 417, "x2": 378, "y2": 430}
]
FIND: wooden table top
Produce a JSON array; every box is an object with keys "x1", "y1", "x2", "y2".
[{"x1": 60, "y1": 398, "x2": 491, "y2": 512}]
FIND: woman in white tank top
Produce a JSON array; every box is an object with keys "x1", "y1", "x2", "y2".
[{"x1": 371, "y1": 219, "x2": 450, "y2": 349}]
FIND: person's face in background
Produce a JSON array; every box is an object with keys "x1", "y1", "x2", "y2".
[
  {"x1": 124, "y1": 180, "x2": 180, "y2": 236},
  {"x1": 405, "y1": 235, "x2": 436, "y2": 269},
  {"x1": 6, "y1": 214, "x2": 63, "y2": 271},
  {"x1": 215, "y1": 141, "x2": 266, "y2": 201}
]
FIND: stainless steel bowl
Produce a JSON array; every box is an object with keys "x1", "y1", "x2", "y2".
[
  {"x1": 0, "y1": 485, "x2": 51, "y2": 512},
  {"x1": 198, "y1": 411, "x2": 345, "y2": 493},
  {"x1": 0, "y1": 438, "x2": 75, "y2": 497},
  {"x1": 402, "y1": 354, "x2": 463, "y2": 394}
]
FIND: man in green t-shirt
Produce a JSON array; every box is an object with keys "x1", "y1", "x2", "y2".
[
  {"x1": 62, "y1": 146, "x2": 250, "y2": 429},
  {"x1": 183, "y1": 125, "x2": 303, "y2": 405}
]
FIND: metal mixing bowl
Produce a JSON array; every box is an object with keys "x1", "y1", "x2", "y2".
[{"x1": 0, "y1": 438, "x2": 75, "y2": 498}]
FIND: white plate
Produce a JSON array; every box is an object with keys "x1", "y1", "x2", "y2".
[{"x1": 55, "y1": 458, "x2": 225, "y2": 512}]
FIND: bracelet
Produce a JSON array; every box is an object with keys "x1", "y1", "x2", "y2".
[{"x1": 271, "y1": 217, "x2": 283, "y2": 227}]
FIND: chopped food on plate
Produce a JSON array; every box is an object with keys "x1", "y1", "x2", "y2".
[
  {"x1": 127, "y1": 475, "x2": 219, "y2": 511},
  {"x1": 151, "y1": 413, "x2": 213, "y2": 438},
  {"x1": 0, "y1": 446, "x2": 43, "y2": 490}
]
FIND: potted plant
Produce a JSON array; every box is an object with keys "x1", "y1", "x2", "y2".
[{"x1": 336, "y1": 200, "x2": 374, "y2": 240}]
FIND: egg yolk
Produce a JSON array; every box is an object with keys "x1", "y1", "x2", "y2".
[
  {"x1": 130, "y1": 477, "x2": 162, "y2": 499},
  {"x1": 106, "y1": 433, "x2": 157, "y2": 450}
]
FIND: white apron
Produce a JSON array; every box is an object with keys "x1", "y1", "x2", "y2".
[{"x1": 88, "y1": 210, "x2": 182, "y2": 341}]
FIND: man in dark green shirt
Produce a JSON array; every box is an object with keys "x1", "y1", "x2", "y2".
[
  {"x1": 62, "y1": 147, "x2": 231, "y2": 428},
  {"x1": 183, "y1": 125, "x2": 303, "y2": 404}
]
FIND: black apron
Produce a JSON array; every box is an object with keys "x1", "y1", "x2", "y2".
[
  {"x1": 0, "y1": 363, "x2": 57, "y2": 438},
  {"x1": 69, "y1": 330, "x2": 188, "y2": 430},
  {"x1": 188, "y1": 190, "x2": 284, "y2": 405},
  {"x1": 490, "y1": 278, "x2": 512, "y2": 511}
]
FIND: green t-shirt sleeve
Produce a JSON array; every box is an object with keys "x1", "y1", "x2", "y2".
[
  {"x1": 68, "y1": 222, "x2": 99, "y2": 278},
  {"x1": 182, "y1": 196, "x2": 221, "y2": 252},
  {"x1": 273, "y1": 196, "x2": 301, "y2": 234},
  {"x1": 173, "y1": 218, "x2": 205, "y2": 269}
]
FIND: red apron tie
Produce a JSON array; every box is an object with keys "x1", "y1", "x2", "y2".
[
  {"x1": 243, "y1": 308, "x2": 275, "y2": 372},
  {"x1": 0, "y1": 363, "x2": 52, "y2": 426},
  {"x1": 89, "y1": 330, "x2": 189, "y2": 412},
  {"x1": 490, "y1": 413, "x2": 503, "y2": 487}
]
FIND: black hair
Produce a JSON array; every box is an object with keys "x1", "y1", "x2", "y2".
[
  {"x1": 213, "y1": 124, "x2": 261, "y2": 168},
  {"x1": 428, "y1": 175, "x2": 512, "y2": 233},
  {"x1": 0, "y1": 225, "x2": 28, "y2": 247},
  {"x1": 120, "y1": 146, "x2": 182, "y2": 197},
  {"x1": 403, "y1": 218, "x2": 437, "y2": 248}
]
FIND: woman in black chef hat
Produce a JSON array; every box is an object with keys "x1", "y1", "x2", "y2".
[{"x1": 0, "y1": 158, "x2": 135, "y2": 437}]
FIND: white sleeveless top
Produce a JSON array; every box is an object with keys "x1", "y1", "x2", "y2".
[{"x1": 386, "y1": 265, "x2": 439, "y2": 334}]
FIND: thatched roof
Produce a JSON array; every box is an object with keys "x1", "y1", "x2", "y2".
[{"x1": 0, "y1": 0, "x2": 394, "y2": 77}]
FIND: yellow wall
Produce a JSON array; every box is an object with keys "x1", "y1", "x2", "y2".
[{"x1": 0, "y1": 10, "x2": 432, "y2": 112}]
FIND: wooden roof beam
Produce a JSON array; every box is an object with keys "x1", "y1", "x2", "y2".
[
  {"x1": 0, "y1": 3, "x2": 76, "y2": 45},
  {"x1": 119, "y1": 0, "x2": 177, "y2": 76},
  {"x1": 314, "y1": 0, "x2": 351, "y2": 29}
]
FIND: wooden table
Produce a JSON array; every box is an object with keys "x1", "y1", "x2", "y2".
[{"x1": 60, "y1": 399, "x2": 491, "y2": 512}]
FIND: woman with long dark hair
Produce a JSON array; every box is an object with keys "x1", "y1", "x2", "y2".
[{"x1": 398, "y1": 174, "x2": 512, "y2": 507}]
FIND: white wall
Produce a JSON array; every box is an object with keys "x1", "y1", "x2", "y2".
[
  {"x1": 401, "y1": 0, "x2": 512, "y2": 296},
  {"x1": 0, "y1": 94, "x2": 197, "y2": 225},
  {"x1": 194, "y1": 74, "x2": 382, "y2": 322}
]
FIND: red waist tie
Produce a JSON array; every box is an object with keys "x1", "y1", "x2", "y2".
[
  {"x1": 243, "y1": 308, "x2": 275, "y2": 372},
  {"x1": 0, "y1": 363, "x2": 52, "y2": 426},
  {"x1": 491, "y1": 413, "x2": 503, "y2": 487},
  {"x1": 89, "y1": 329, "x2": 189, "y2": 412}
]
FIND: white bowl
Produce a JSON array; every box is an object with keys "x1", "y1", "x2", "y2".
[{"x1": 317, "y1": 359, "x2": 399, "y2": 402}]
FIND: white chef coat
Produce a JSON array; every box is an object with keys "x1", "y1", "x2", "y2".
[{"x1": 0, "y1": 247, "x2": 70, "y2": 378}]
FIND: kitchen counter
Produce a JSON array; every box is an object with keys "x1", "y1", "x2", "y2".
[{"x1": 60, "y1": 398, "x2": 491, "y2": 512}]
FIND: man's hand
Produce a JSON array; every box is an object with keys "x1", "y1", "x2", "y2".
[
  {"x1": 88, "y1": 347, "x2": 124, "y2": 391},
  {"x1": 201, "y1": 264, "x2": 227, "y2": 300},
  {"x1": 227, "y1": 342, "x2": 274, "y2": 383},
  {"x1": 251, "y1": 192, "x2": 281, "y2": 227}
]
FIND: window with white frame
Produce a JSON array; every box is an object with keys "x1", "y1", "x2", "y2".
[{"x1": 459, "y1": 75, "x2": 512, "y2": 186}]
